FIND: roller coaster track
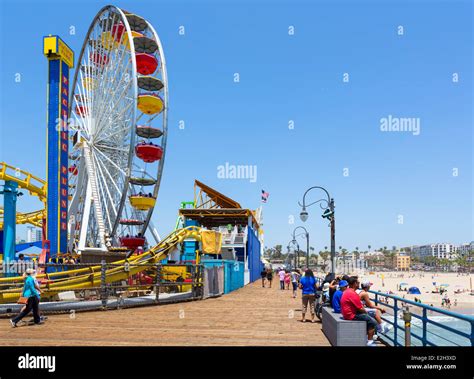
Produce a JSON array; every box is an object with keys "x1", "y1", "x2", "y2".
[
  {"x1": 0, "y1": 226, "x2": 203, "y2": 304},
  {"x1": 0, "y1": 162, "x2": 46, "y2": 229},
  {"x1": 0, "y1": 209, "x2": 45, "y2": 228}
]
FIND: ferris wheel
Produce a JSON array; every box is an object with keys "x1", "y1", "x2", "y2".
[{"x1": 68, "y1": 5, "x2": 168, "y2": 253}]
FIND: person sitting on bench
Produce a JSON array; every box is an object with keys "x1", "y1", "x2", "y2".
[
  {"x1": 340, "y1": 276, "x2": 378, "y2": 346},
  {"x1": 331, "y1": 279, "x2": 348, "y2": 313}
]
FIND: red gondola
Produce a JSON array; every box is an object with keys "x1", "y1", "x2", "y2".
[
  {"x1": 135, "y1": 53, "x2": 158, "y2": 75},
  {"x1": 120, "y1": 236, "x2": 146, "y2": 250},
  {"x1": 90, "y1": 52, "x2": 108, "y2": 66},
  {"x1": 136, "y1": 125, "x2": 163, "y2": 139},
  {"x1": 111, "y1": 23, "x2": 125, "y2": 42},
  {"x1": 69, "y1": 165, "x2": 78, "y2": 175},
  {"x1": 75, "y1": 105, "x2": 88, "y2": 116},
  {"x1": 135, "y1": 143, "x2": 163, "y2": 163}
]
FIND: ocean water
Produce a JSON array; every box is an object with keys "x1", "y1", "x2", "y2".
[{"x1": 382, "y1": 314, "x2": 472, "y2": 346}]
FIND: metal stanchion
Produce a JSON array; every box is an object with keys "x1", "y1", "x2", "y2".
[
  {"x1": 403, "y1": 306, "x2": 412, "y2": 346},
  {"x1": 100, "y1": 260, "x2": 107, "y2": 309},
  {"x1": 190, "y1": 265, "x2": 195, "y2": 298},
  {"x1": 155, "y1": 263, "x2": 161, "y2": 303}
]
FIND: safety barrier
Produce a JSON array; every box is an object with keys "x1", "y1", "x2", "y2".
[
  {"x1": 0, "y1": 262, "x2": 204, "y2": 315},
  {"x1": 369, "y1": 290, "x2": 474, "y2": 347}
]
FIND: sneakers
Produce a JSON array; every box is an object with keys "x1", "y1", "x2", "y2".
[
  {"x1": 380, "y1": 322, "x2": 392, "y2": 334},
  {"x1": 367, "y1": 340, "x2": 376, "y2": 347},
  {"x1": 372, "y1": 334, "x2": 379, "y2": 341},
  {"x1": 10, "y1": 319, "x2": 17, "y2": 328}
]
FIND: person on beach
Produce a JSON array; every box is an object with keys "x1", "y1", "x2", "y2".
[
  {"x1": 290, "y1": 269, "x2": 300, "y2": 298},
  {"x1": 261, "y1": 267, "x2": 267, "y2": 287},
  {"x1": 299, "y1": 269, "x2": 317, "y2": 323},
  {"x1": 10, "y1": 268, "x2": 42, "y2": 327},
  {"x1": 340, "y1": 276, "x2": 378, "y2": 346},
  {"x1": 278, "y1": 268, "x2": 286, "y2": 290},
  {"x1": 266, "y1": 268, "x2": 273, "y2": 288},
  {"x1": 284, "y1": 270, "x2": 291, "y2": 290},
  {"x1": 332, "y1": 279, "x2": 348, "y2": 313},
  {"x1": 359, "y1": 281, "x2": 391, "y2": 334}
]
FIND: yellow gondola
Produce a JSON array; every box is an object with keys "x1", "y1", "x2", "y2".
[
  {"x1": 82, "y1": 77, "x2": 96, "y2": 91},
  {"x1": 122, "y1": 31, "x2": 144, "y2": 50},
  {"x1": 129, "y1": 196, "x2": 156, "y2": 211},
  {"x1": 100, "y1": 31, "x2": 119, "y2": 50},
  {"x1": 137, "y1": 94, "x2": 164, "y2": 115}
]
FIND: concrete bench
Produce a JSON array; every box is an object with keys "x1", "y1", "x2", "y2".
[{"x1": 322, "y1": 307, "x2": 367, "y2": 346}]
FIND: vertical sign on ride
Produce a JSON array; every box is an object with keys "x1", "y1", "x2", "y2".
[{"x1": 43, "y1": 35, "x2": 74, "y2": 259}]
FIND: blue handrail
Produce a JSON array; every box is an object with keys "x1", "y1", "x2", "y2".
[{"x1": 369, "y1": 290, "x2": 474, "y2": 347}]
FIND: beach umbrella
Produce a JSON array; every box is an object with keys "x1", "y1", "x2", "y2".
[
  {"x1": 399, "y1": 282, "x2": 409, "y2": 285},
  {"x1": 440, "y1": 284, "x2": 449, "y2": 287}
]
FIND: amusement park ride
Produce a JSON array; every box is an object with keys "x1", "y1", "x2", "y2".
[
  {"x1": 1, "y1": 6, "x2": 169, "y2": 264},
  {"x1": 0, "y1": 6, "x2": 264, "y2": 304}
]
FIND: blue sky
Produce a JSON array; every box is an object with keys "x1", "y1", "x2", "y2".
[{"x1": 0, "y1": 0, "x2": 472, "y2": 252}]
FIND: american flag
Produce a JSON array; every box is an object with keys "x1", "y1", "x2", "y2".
[{"x1": 261, "y1": 190, "x2": 269, "y2": 203}]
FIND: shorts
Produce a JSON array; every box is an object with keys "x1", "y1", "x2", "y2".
[
  {"x1": 353, "y1": 313, "x2": 378, "y2": 331},
  {"x1": 302, "y1": 294, "x2": 316, "y2": 315},
  {"x1": 292, "y1": 282, "x2": 298, "y2": 291},
  {"x1": 367, "y1": 309, "x2": 377, "y2": 317}
]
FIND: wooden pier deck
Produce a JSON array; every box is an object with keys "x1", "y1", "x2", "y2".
[{"x1": 0, "y1": 281, "x2": 330, "y2": 346}]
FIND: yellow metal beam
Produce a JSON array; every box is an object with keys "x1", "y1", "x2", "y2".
[
  {"x1": 0, "y1": 209, "x2": 45, "y2": 228},
  {"x1": 0, "y1": 162, "x2": 47, "y2": 202}
]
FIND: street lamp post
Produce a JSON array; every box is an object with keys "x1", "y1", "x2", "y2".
[
  {"x1": 292, "y1": 226, "x2": 309, "y2": 269},
  {"x1": 287, "y1": 239, "x2": 299, "y2": 269},
  {"x1": 299, "y1": 186, "x2": 336, "y2": 275}
]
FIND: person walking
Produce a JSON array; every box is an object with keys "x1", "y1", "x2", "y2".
[
  {"x1": 299, "y1": 269, "x2": 317, "y2": 323},
  {"x1": 284, "y1": 270, "x2": 291, "y2": 290},
  {"x1": 260, "y1": 267, "x2": 267, "y2": 288},
  {"x1": 10, "y1": 268, "x2": 42, "y2": 327},
  {"x1": 266, "y1": 268, "x2": 273, "y2": 288},
  {"x1": 278, "y1": 268, "x2": 286, "y2": 290},
  {"x1": 291, "y1": 269, "x2": 300, "y2": 298}
]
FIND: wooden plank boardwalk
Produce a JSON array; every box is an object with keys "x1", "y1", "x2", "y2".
[{"x1": 0, "y1": 281, "x2": 330, "y2": 346}]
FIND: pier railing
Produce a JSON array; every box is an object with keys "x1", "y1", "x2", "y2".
[{"x1": 369, "y1": 290, "x2": 474, "y2": 347}]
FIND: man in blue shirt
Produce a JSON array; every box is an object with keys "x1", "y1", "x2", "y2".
[{"x1": 332, "y1": 279, "x2": 348, "y2": 313}]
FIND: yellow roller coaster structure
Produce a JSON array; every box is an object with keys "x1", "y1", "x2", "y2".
[
  {"x1": 0, "y1": 162, "x2": 46, "y2": 229},
  {"x1": 0, "y1": 226, "x2": 205, "y2": 304}
]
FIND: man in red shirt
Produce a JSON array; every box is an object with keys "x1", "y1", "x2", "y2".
[{"x1": 341, "y1": 276, "x2": 378, "y2": 346}]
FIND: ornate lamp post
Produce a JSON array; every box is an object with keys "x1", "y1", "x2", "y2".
[
  {"x1": 287, "y1": 239, "x2": 300, "y2": 269},
  {"x1": 299, "y1": 186, "x2": 336, "y2": 275},
  {"x1": 292, "y1": 226, "x2": 309, "y2": 269}
]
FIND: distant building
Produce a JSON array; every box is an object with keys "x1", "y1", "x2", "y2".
[
  {"x1": 394, "y1": 253, "x2": 410, "y2": 271},
  {"x1": 26, "y1": 227, "x2": 42, "y2": 243},
  {"x1": 457, "y1": 241, "x2": 474, "y2": 262},
  {"x1": 411, "y1": 243, "x2": 458, "y2": 260}
]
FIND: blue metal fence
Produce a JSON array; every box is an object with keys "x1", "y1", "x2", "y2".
[
  {"x1": 202, "y1": 259, "x2": 244, "y2": 294},
  {"x1": 369, "y1": 290, "x2": 474, "y2": 347}
]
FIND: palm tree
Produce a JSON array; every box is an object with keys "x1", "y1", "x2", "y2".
[
  {"x1": 320, "y1": 251, "x2": 329, "y2": 264},
  {"x1": 368, "y1": 244, "x2": 371, "y2": 251},
  {"x1": 341, "y1": 248, "x2": 348, "y2": 263}
]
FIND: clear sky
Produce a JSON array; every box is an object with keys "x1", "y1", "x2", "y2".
[{"x1": 0, "y1": 0, "x2": 472, "y2": 252}]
